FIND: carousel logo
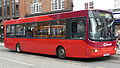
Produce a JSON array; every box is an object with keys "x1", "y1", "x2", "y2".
[{"x1": 103, "y1": 43, "x2": 112, "y2": 47}]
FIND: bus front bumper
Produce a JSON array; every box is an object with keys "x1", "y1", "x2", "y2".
[{"x1": 87, "y1": 47, "x2": 116, "y2": 58}]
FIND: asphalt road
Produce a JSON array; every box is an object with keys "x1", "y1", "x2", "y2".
[{"x1": 0, "y1": 43, "x2": 120, "y2": 68}]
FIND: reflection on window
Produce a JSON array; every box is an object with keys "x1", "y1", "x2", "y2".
[
  {"x1": 25, "y1": 24, "x2": 33, "y2": 37},
  {"x1": 51, "y1": 20, "x2": 66, "y2": 38},
  {"x1": 37, "y1": 22, "x2": 50, "y2": 38},
  {"x1": 89, "y1": 17, "x2": 114, "y2": 41},
  {"x1": 16, "y1": 25, "x2": 23, "y2": 37},
  {"x1": 31, "y1": 23, "x2": 38, "y2": 38}
]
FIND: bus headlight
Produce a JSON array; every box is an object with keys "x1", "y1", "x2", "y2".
[
  {"x1": 114, "y1": 48, "x2": 117, "y2": 50},
  {"x1": 90, "y1": 49, "x2": 98, "y2": 52}
]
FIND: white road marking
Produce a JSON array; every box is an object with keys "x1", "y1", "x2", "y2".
[{"x1": 0, "y1": 57, "x2": 34, "y2": 67}]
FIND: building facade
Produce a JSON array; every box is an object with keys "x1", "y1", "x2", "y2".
[
  {"x1": 1, "y1": 0, "x2": 19, "y2": 20},
  {"x1": 20, "y1": 0, "x2": 73, "y2": 18},
  {"x1": 0, "y1": 0, "x2": 2, "y2": 23},
  {"x1": 1, "y1": 0, "x2": 73, "y2": 20}
]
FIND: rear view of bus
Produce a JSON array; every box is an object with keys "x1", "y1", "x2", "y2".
[{"x1": 87, "y1": 10, "x2": 116, "y2": 58}]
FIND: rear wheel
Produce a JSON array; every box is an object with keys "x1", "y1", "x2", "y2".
[
  {"x1": 57, "y1": 47, "x2": 66, "y2": 59},
  {"x1": 16, "y1": 44, "x2": 21, "y2": 53}
]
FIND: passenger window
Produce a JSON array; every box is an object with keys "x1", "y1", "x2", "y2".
[
  {"x1": 16, "y1": 24, "x2": 23, "y2": 37},
  {"x1": 51, "y1": 20, "x2": 66, "y2": 39},
  {"x1": 11, "y1": 25, "x2": 15, "y2": 37},
  {"x1": 71, "y1": 18, "x2": 86, "y2": 39},
  {"x1": 38, "y1": 22, "x2": 50, "y2": 38},
  {"x1": 6, "y1": 25, "x2": 11, "y2": 37}
]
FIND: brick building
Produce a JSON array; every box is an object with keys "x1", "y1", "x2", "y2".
[
  {"x1": 21, "y1": 0, "x2": 73, "y2": 18},
  {"x1": 1, "y1": 0, "x2": 73, "y2": 20},
  {"x1": 1, "y1": 0, "x2": 19, "y2": 20},
  {"x1": 0, "y1": 0, "x2": 2, "y2": 24}
]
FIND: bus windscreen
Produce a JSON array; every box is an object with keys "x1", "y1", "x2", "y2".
[{"x1": 89, "y1": 10, "x2": 115, "y2": 41}]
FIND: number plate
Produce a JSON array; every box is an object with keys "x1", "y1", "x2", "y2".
[{"x1": 103, "y1": 54, "x2": 110, "y2": 56}]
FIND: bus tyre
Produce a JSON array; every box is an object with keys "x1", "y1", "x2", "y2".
[
  {"x1": 57, "y1": 47, "x2": 66, "y2": 59},
  {"x1": 16, "y1": 44, "x2": 21, "y2": 53}
]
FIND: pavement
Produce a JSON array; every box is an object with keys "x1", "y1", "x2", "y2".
[
  {"x1": 0, "y1": 42, "x2": 4, "y2": 45},
  {"x1": 117, "y1": 49, "x2": 120, "y2": 55}
]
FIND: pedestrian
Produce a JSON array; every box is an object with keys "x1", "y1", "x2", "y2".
[{"x1": 116, "y1": 33, "x2": 120, "y2": 49}]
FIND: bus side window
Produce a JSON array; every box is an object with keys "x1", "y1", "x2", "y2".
[
  {"x1": 15, "y1": 24, "x2": 23, "y2": 37},
  {"x1": 25, "y1": 23, "x2": 38, "y2": 38},
  {"x1": 26, "y1": 28, "x2": 33, "y2": 37},
  {"x1": 38, "y1": 22, "x2": 50, "y2": 39},
  {"x1": 71, "y1": 17, "x2": 86, "y2": 39},
  {"x1": 71, "y1": 21, "x2": 77, "y2": 33},
  {"x1": 11, "y1": 25, "x2": 15, "y2": 37},
  {"x1": 6, "y1": 25, "x2": 11, "y2": 38},
  {"x1": 51, "y1": 20, "x2": 66, "y2": 39}
]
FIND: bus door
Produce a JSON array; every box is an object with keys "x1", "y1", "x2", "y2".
[{"x1": 66, "y1": 17, "x2": 86, "y2": 56}]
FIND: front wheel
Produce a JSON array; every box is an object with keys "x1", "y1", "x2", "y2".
[
  {"x1": 57, "y1": 47, "x2": 66, "y2": 59},
  {"x1": 16, "y1": 44, "x2": 21, "y2": 53}
]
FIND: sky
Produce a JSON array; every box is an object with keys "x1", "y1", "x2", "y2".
[{"x1": 73, "y1": 0, "x2": 115, "y2": 11}]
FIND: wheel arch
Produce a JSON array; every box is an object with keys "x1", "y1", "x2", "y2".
[{"x1": 15, "y1": 43, "x2": 20, "y2": 47}]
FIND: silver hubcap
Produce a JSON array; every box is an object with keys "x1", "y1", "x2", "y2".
[
  {"x1": 59, "y1": 49, "x2": 65, "y2": 55},
  {"x1": 58, "y1": 48, "x2": 65, "y2": 58},
  {"x1": 16, "y1": 46, "x2": 20, "y2": 52}
]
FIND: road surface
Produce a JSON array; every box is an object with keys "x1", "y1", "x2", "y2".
[{"x1": 0, "y1": 43, "x2": 120, "y2": 68}]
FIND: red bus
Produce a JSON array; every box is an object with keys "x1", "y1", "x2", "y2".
[{"x1": 4, "y1": 10, "x2": 116, "y2": 58}]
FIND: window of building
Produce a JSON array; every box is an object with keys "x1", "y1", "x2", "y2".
[
  {"x1": 33, "y1": 0, "x2": 39, "y2": 3},
  {"x1": 15, "y1": 4, "x2": 19, "y2": 18},
  {"x1": 0, "y1": 7, "x2": 2, "y2": 16},
  {"x1": 0, "y1": 1, "x2": 2, "y2": 17},
  {"x1": 51, "y1": 0, "x2": 65, "y2": 11},
  {"x1": 2, "y1": 0, "x2": 19, "y2": 19},
  {"x1": 12, "y1": 0, "x2": 19, "y2": 18},
  {"x1": 3, "y1": 0, "x2": 7, "y2": 19},
  {"x1": 7, "y1": 5, "x2": 10, "y2": 17},
  {"x1": 31, "y1": 0, "x2": 42, "y2": 14}
]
